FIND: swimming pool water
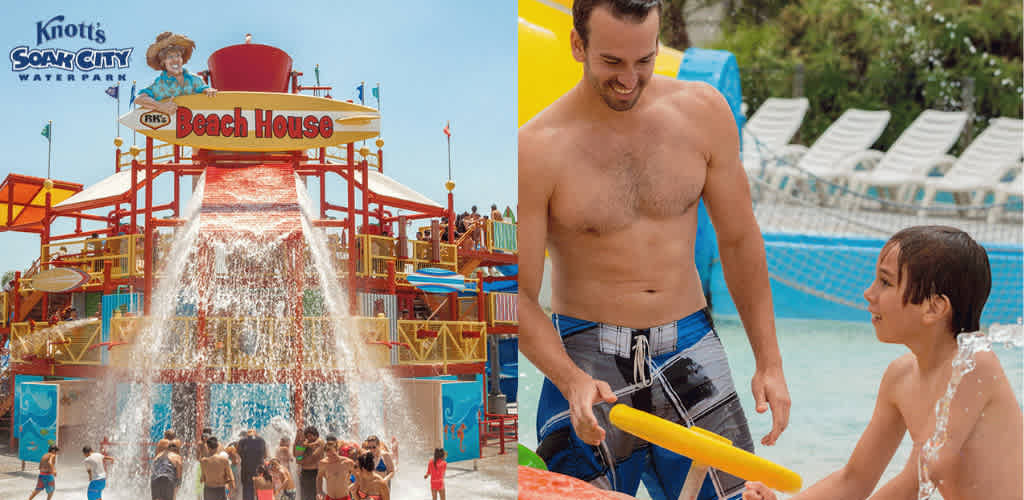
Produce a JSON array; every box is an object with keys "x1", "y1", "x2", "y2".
[{"x1": 517, "y1": 316, "x2": 1024, "y2": 499}]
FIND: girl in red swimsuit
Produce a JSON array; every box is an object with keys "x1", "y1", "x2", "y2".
[{"x1": 424, "y1": 448, "x2": 447, "y2": 500}]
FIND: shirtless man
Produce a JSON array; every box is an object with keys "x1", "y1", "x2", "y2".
[
  {"x1": 296, "y1": 427, "x2": 324, "y2": 500},
  {"x1": 26, "y1": 446, "x2": 59, "y2": 500},
  {"x1": 518, "y1": 1, "x2": 790, "y2": 498},
  {"x1": 200, "y1": 437, "x2": 235, "y2": 500},
  {"x1": 316, "y1": 440, "x2": 356, "y2": 500}
]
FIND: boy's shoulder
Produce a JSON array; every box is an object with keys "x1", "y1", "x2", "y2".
[{"x1": 884, "y1": 352, "x2": 917, "y2": 379}]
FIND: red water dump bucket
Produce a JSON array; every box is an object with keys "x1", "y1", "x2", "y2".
[{"x1": 207, "y1": 44, "x2": 293, "y2": 92}]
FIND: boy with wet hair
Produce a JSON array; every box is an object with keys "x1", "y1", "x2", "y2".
[{"x1": 745, "y1": 226, "x2": 1023, "y2": 499}]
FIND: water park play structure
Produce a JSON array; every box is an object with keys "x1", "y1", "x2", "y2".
[
  {"x1": 518, "y1": 0, "x2": 1020, "y2": 498},
  {"x1": 0, "y1": 39, "x2": 519, "y2": 479}
]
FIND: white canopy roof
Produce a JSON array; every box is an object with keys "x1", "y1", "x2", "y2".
[
  {"x1": 366, "y1": 169, "x2": 442, "y2": 208},
  {"x1": 54, "y1": 169, "x2": 148, "y2": 212}
]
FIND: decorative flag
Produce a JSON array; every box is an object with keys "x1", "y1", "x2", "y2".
[
  {"x1": 443, "y1": 121, "x2": 451, "y2": 138},
  {"x1": 372, "y1": 83, "x2": 380, "y2": 101},
  {"x1": 314, "y1": 64, "x2": 320, "y2": 86},
  {"x1": 105, "y1": 84, "x2": 119, "y2": 99},
  {"x1": 356, "y1": 81, "x2": 364, "y2": 104},
  {"x1": 41, "y1": 123, "x2": 51, "y2": 140},
  {"x1": 128, "y1": 81, "x2": 136, "y2": 107}
]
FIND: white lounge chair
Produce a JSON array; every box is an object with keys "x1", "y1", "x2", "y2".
[
  {"x1": 845, "y1": 110, "x2": 968, "y2": 208},
  {"x1": 986, "y1": 173, "x2": 1023, "y2": 223},
  {"x1": 769, "y1": 109, "x2": 892, "y2": 203},
  {"x1": 917, "y1": 118, "x2": 1024, "y2": 216},
  {"x1": 741, "y1": 97, "x2": 809, "y2": 182}
]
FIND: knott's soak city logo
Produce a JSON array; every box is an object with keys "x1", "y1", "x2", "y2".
[{"x1": 9, "y1": 15, "x2": 132, "y2": 83}]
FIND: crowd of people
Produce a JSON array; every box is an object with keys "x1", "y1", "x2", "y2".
[{"x1": 22, "y1": 425, "x2": 453, "y2": 500}]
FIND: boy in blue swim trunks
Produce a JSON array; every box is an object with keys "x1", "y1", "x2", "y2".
[
  {"x1": 83, "y1": 445, "x2": 114, "y2": 500},
  {"x1": 518, "y1": 1, "x2": 791, "y2": 498},
  {"x1": 27, "y1": 446, "x2": 59, "y2": 500}
]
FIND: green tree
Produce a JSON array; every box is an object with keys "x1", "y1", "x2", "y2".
[{"x1": 710, "y1": 0, "x2": 1022, "y2": 150}]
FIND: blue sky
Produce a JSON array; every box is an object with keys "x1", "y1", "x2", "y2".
[{"x1": 1, "y1": 0, "x2": 516, "y2": 271}]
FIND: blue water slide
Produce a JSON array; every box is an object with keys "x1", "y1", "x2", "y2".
[{"x1": 676, "y1": 48, "x2": 744, "y2": 301}]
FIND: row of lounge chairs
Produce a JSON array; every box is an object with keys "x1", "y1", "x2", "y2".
[{"x1": 742, "y1": 97, "x2": 1023, "y2": 221}]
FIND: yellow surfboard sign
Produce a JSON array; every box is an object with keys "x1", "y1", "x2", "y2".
[
  {"x1": 31, "y1": 267, "x2": 92, "y2": 293},
  {"x1": 119, "y1": 92, "x2": 381, "y2": 152}
]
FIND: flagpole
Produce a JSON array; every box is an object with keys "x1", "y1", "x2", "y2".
[
  {"x1": 47, "y1": 120, "x2": 52, "y2": 179},
  {"x1": 116, "y1": 83, "x2": 121, "y2": 138},
  {"x1": 447, "y1": 122, "x2": 452, "y2": 180},
  {"x1": 130, "y1": 81, "x2": 137, "y2": 146}
]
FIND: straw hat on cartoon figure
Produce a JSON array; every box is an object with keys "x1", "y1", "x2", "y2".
[{"x1": 134, "y1": 31, "x2": 216, "y2": 115}]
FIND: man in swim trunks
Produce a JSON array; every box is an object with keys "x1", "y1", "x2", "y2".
[
  {"x1": 201, "y1": 437, "x2": 235, "y2": 500},
  {"x1": 297, "y1": 426, "x2": 324, "y2": 500},
  {"x1": 83, "y1": 445, "x2": 114, "y2": 500},
  {"x1": 316, "y1": 439, "x2": 356, "y2": 500},
  {"x1": 518, "y1": 1, "x2": 790, "y2": 498},
  {"x1": 26, "y1": 446, "x2": 59, "y2": 500}
]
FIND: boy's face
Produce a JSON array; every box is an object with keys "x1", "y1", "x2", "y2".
[{"x1": 864, "y1": 244, "x2": 926, "y2": 343}]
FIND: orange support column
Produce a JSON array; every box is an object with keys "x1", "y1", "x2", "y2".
[
  {"x1": 346, "y1": 143, "x2": 357, "y2": 313},
  {"x1": 290, "y1": 240, "x2": 306, "y2": 428},
  {"x1": 144, "y1": 137, "x2": 154, "y2": 314},
  {"x1": 477, "y1": 271, "x2": 486, "y2": 322},
  {"x1": 195, "y1": 382, "x2": 207, "y2": 449}
]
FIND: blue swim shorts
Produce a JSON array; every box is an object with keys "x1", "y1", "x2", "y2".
[{"x1": 535, "y1": 308, "x2": 754, "y2": 500}]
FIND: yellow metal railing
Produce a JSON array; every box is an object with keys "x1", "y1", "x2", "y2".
[
  {"x1": 395, "y1": 320, "x2": 486, "y2": 369},
  {"x1": 361, "y1": 234, "x2": 398, "y2": 278},
  {"x1": 10, "y1": 320, "x2": 103, "y2": 365},
  {"x1": 10, "y1": 314, "x2": 487, "y2": 371},
  {"x1": 106, "y1": 314, "x2": 391, "y2": 371},
  {"x1": 25, "y1": 234, "x2": 144, "y2": 292},
  {"x1": 333, "y1": 235, "x2": 458, "y2": 279},
  {"x1": 117, "y1": 141, "x2": 184, "y2": 169},
  {"x1": 1, "y1": 292, "x2": 7, "y2": 328}
]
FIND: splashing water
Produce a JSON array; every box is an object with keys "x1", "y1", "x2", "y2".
[
  {"x1": 917, "y1": 323, "x2": 1023, "y2": 499},
  {"x1": 93, "y1": 167, "x2": 423, "y2": 498}
]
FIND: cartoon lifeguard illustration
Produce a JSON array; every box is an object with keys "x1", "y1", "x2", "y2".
[{"x1": 133, "y1": 32, "x2": 217, "y2": 114}]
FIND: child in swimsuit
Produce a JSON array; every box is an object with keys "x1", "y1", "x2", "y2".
[
  {"x1": 27, "y1": 446, "x2": 59, "y2": 500},
  {"x1": 424, "y1": 448, "x2": 447, "y2": 500},
  {"x1": 744, "y1": 226, "x2": 1024, "y2": 499},
  {"x1": 253, "y1": 464, "x2": 275, "y2": 500},
  {"x1": 349, "y1": 452, "x2": 389, "y2": 500}
]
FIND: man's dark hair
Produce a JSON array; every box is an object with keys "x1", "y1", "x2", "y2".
[
  {"x1": 49, "y1": 446, "x2": 60, "y2": 453},
  {"x1": 882, "y1": 225, "x2": 991, "y2": 335},
  {"x1": 325, "y1": 435, "x2": 338, "y2": 443},
  {"x1": 304, "y1": 426, "x2": 319, "y2": 438},
  {"x1": 164, "y1": 430, "x2": 176, "y2": 439},
  {"x1": 573, "y1": 0, "x2": 662, "y2": 47},
  {"x1": 206, "y1": 436, "x2": 219, "y2": 451},
  {"x1": 82, "y1": 446, "x2": 93, "y2": 454}
]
